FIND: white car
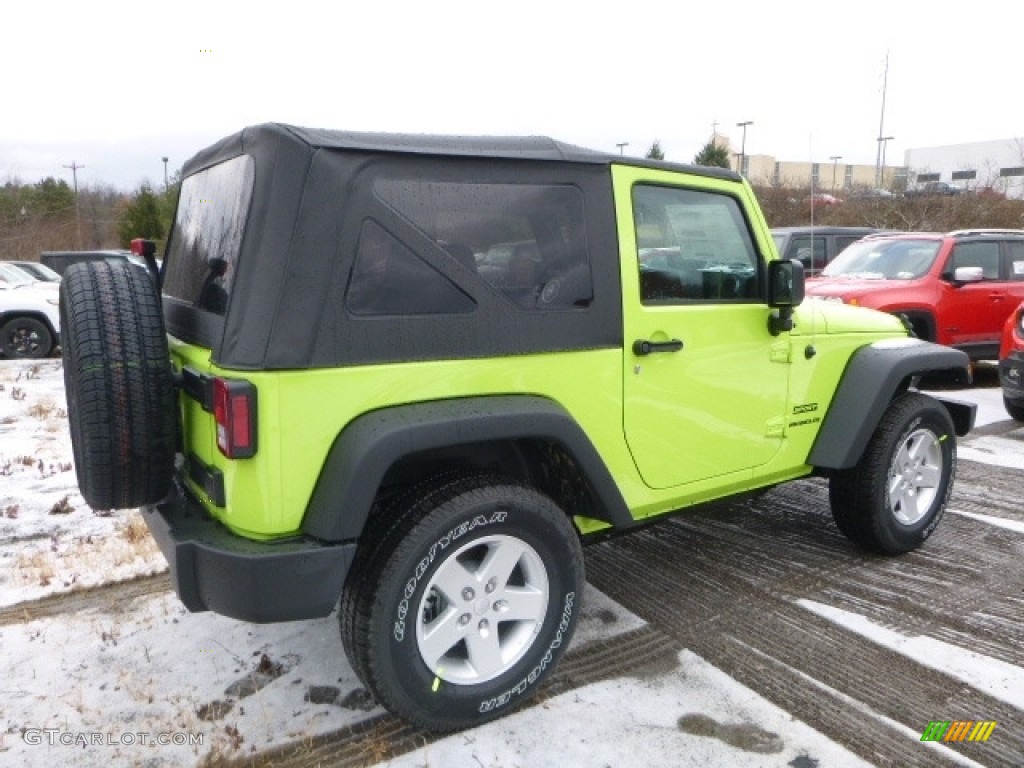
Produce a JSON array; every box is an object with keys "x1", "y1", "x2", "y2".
[
  {"x1": 0, "y1": 278, "x2": 61, "y2": 359},
  {"x1": 7, "y1": 260, "x2": 62, "y2": 284},
  {"x1": 0, "y1": 261, "x2": 60, "y2": 293}
]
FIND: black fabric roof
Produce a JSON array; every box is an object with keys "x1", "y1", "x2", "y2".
[{"x1": 181, "y1": 123, "x2": 740, "y2": 181}]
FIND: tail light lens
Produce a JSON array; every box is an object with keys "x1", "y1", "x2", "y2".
[{"x1": 213, "y1": 378, "x2": 257, "y2": 458}]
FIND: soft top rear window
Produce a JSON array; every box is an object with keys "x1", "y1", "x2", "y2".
[{"x1": 163, "y1": 155, "x2": 255, "y2": 315}]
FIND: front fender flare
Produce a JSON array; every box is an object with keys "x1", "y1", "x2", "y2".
[{"x1": 808, "y1": 340, "x2": 973, "y2": 470}]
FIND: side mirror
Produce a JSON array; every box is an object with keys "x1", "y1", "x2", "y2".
[
  {"x1": 768, "y1": 259, "x2": 805, "y2": 307},
  {"x1": 767, "y1": 259, "x2": 804, "y2": 336},
  {"x1": 952, "y1": 266, "x2": 984, "y2": 284}
]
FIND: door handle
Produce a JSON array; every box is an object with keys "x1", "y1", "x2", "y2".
[{"x1": 632, "y1": 339, "x2": 684, "y2": 355}]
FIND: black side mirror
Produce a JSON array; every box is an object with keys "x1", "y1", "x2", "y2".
[{"x1": 767, "y1": 259, "x2": 805, "y2": 335}]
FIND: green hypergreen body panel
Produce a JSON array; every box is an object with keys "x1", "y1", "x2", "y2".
[
  {"x1": 171, "y1": 340, "x2": 635, "y2": 539},
  {"x1": 170, "y1": 167, "x2": 910, "y2": 542}
]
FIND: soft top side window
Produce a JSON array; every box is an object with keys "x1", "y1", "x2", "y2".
[
  {"x1": 374, "y1": 178, "x2": 592, "y2": 310},
  {"x1": 345, "y1": 220, "x2": 475, "y2": 316}
]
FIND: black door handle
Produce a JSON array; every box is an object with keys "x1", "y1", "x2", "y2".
[{"x1": 632, "y1": 339, "x2": 684, "y2": 355}]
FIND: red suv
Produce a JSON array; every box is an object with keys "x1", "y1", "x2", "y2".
[
  {"x1": 998, "y1": 301, "x2": 1024, "y2": 420},
  {"x1": 806, "y1": 229, "x2": 1024, "y2": 360}
]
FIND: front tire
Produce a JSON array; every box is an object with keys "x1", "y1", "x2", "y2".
[
  {"x1": 0, "y1": 316, "x2": 53, "y2": 359},
  {"x1": 340, "y1": 474, "x2": 584, "y2": 731},
  {"x1": 829, "y1": 393, "x2": 955, "y2": 555},
  {"x1": 1004, "y1": 395, "x2": 1024, "y2": 422}
]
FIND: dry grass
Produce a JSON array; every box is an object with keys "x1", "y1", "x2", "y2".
[{"x1": 12, "y1": 512, "x2": 163, "y2": 590}]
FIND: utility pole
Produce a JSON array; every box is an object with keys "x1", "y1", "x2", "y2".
[
  {"x1": 874, "y1": 52, "x2": 890, "y2": 188},
  {"x1": 64, "y1": 161, "x2": 85, "y2": 249},
  {"x1": 829, "y1": 156, "x2": 842, "y2": 195},
  {"x1": 162, "y1": 156, "x2": 169, "y2": 188}
]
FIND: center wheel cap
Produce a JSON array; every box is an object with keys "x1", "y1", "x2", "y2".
[{"x1": 474, "y1": 597, "x2": 491, "y2": 616}]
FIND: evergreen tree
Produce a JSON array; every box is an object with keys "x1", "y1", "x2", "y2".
[
  {"x1": 693, "y1": 141, "x2": 731, "y2": 169},
  {"x1": 117, "y1": 184, "x2": 164, "y2": 247},
  {"x1": 31, "y1": 177, "x2": 75, "y2": 216},
  {"x1": 646, "y1": 140, "x2": 665, "y2": 161}
]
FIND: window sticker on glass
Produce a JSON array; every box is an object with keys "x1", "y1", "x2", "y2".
[{"x1": 1014, "y1": 260, "x2": 1024, "y2": 276}]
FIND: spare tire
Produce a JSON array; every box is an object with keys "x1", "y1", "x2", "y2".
[{"x1": 60, "y1": 261, "x2": 176, "y2": 510}]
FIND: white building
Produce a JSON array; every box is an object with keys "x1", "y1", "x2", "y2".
[{"x1": 903, "y1": 138, "x2": 1024, "y2": 198}]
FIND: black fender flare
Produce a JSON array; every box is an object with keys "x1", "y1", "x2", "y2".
[
  {"x1": 808, "y1": 340, "x2": 975, "y2": 470},
  {"x1": 301, "y1": 395, "x2": 632, "y2": 542}
]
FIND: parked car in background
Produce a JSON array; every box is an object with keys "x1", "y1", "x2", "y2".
[
  {"x1": 8, "y1": 260, "x2": 62, "y2": 283},
  {"x1": 998, "y1": 300, "x2": 1024, "y2": 420},
  {"x1": 40, "y1": 249, "x2": 148, "y2": 276},
  {"x1": 906, "y1": 181, "x2": 961, "y2": 198},
  {"x1": 805, "y1": 192, "x2": 842, "y2": 209},
  {"x1": 848, "y1": 187, "x2": 899, "y2": 199},
  {"x1": 0, "y1": 275, "x2": 60, "y2": 358},
  {"x1": 771, "y1": 226, "x2": 880, "y2": 275},
  {"x1": 806, "y1": 228, "x2": 1024, "y2": 359},
  {"x1": 0, "y1": 261, "x2": 59, "y2": 292}
]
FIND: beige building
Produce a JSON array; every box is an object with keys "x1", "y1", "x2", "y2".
[{"x1": 712, "y1": 133, "x2": 904, "y2": 192}]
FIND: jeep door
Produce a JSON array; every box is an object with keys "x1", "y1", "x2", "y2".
[
  {"x1": 939, "y1": 239, "x2": 1022, "y2": 348},
  {"x1": 615, "y1": 167, "x2": 789, "y2": 489}
]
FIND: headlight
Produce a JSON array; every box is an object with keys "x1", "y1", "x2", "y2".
[{"x1": 810, "y1": 295, "x2": 845, "y2": 303}]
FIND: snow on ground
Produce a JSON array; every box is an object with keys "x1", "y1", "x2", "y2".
[{"x1": 0, "y1": 357, "x2": 1020, "y2": 766}]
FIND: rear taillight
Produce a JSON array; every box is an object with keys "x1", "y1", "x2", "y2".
[{"x1": 213, "y1": 378, "x2": 257, "y2": 458}]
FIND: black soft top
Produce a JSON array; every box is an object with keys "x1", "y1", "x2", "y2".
[
  {"x1": 165, "y1": 124, "x2": 736, "y2": 369},
  {"x1": 182, "y1": 123, "x2": 739, "y2": 181}
]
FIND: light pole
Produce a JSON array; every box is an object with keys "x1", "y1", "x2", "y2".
[
  {"x1": 616, "y1": 142, "x2": 629, "y2": 155},
  {"x1": 829, "y1": 155, "x2": 842, "y2": 195},
  {"x1": 162, "y1": 156, "x2": 169, "y2": 188},
  {"x1": 877, "y1": 137, "x2": 894, "y2": 188},
  {"x1": 736, "y1": 121, "x2": 753, "y2": 175}
]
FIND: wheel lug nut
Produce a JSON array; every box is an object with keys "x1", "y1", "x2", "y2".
[
  {"x1": 485, "y1": 578, "x2": 496, "y2": 594},
  {"x1": 458, "y1": 613, "x2": 471, "y2": 626},
  {"x1": 494, "y1": 599, "x2": 508, "y2": 613},
  {"x1": 462, "y1": 587, "x2": 475, "y2": 601},
  {"x1": 478, "y1": 618, "x2": 490, "y2": 637}
]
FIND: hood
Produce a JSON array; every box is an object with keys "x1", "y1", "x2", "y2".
[
  {"x1": 805, "y1": 276, "x2": 918, "y2": 301},
  {"x1": 791, "y1": 299, "x2": 907, "y2": 336}
]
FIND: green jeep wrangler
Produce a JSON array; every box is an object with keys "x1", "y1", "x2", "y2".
[{"x1": 59, "y1": 123, "x2": 975, "y2": 732}]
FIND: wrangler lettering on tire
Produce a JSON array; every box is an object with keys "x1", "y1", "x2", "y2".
[{"x1": 339, "y1": 475, "x2": 583, "y2": 732}]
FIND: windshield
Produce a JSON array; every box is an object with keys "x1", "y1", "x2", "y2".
[
  {"x1": 0, "y1": 262, "x2": 35, "y2": 287},
  {"x1": 821, "y1": 239, "x2": 940, "y2": 280}
]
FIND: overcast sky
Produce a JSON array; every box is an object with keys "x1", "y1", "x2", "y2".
[{"x1": 3, "y1": 0, "x2": 1022, "y2": 191}]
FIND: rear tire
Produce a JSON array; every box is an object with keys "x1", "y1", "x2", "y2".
[
  {"x1": 340, "y1": 474, "x2": 583, "y2": 731},
  {"x1": 0, "y1": 316, "x2": 54, "y2": 359},
  {"x1": 1004, "y1": 395, "x2": 1024, "y2": 422},
  {"x1": 829, "y1": 393, "x2": 955, "y2": 555},
  {"x1": 60, "y1": 261, "x2": 176, "y2": 510}
]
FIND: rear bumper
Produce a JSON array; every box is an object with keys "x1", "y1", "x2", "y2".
[{"x1": 142, "y1": 483, "x2": 354, "y2": 623}]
